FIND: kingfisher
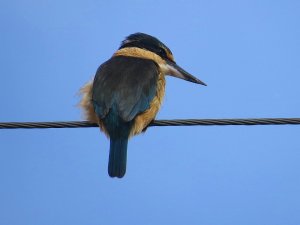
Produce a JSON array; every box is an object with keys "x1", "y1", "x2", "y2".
[{"x1": 80, "y1": 33, "x2": 206, "y2": 178}]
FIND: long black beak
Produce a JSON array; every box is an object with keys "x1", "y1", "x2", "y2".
[{"x1": 166, "y1": 60, "x2": 207, "y2": 86}]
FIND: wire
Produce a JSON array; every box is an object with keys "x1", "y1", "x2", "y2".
[{"x1": 1, "y1": 118, "x2": 300, "y2": 129}]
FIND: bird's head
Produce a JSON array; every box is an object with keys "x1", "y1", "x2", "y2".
[{"x1": 118, "y1": 32, "x2": 206, "y2": 86}]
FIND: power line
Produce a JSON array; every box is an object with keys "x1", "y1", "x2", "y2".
[{"x1": 1, "y1": 118, "x2": 300, "y2": 129}]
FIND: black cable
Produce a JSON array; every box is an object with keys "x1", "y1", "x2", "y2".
[{"x1": 1, "y1": 118, "x2": 300, "y2": 129}]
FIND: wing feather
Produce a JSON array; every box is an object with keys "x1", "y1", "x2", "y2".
[{"x1": 92, "y1": 56, "x2": 159, "y2": 121}]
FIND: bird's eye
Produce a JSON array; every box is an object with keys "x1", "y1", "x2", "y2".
[{"x1": 158, "y1": 48, "x2": 167, "y2": 56}]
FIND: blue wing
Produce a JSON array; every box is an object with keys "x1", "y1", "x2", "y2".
[{"x1": 92, "y1": 56, "x2": 159, "y2": 121}]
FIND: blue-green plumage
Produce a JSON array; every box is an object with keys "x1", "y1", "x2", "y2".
[
  {"x1": 101, "y1": 104, "x2": 132, "y2": 178},
  {"x1": 108, "y1": 137, "x2": 128, "y2": 178},
  {"x1": 80, "y1": 32, "x2": 206, "y2": 178},
  {"x1": 92, "y1": 56, "x2": 159, "y2": 178}
]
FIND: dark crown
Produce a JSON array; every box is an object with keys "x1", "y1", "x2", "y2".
[{"x1": 119, "y1": 33, "x2": 173, "y2": 61}]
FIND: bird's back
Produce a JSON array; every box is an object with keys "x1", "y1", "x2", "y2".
[
  {"x1": 92, "y1": 55, "x2": 162, "y2": 177},
  {"x1": 92, "y1": 56, "x2": 160, "y2": 124}
]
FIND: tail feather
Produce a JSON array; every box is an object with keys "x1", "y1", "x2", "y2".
[{"x1": 108, "y1": 138, "x2": 128, "y2": 178}]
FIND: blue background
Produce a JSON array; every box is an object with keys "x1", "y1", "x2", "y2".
[{"x1": 1, "y1": 1, "x2": 300, "y2": 224}]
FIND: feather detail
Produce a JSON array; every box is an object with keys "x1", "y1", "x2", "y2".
[
  {"x1": 130, "y1": 72, "x2": 165, "y2": 137},
  {"x1": 113, "y1": 47, "x2": 167, "y2": 137},
  {"x1": 79, "y1": 81, "x2": 109, "y2": 137}
]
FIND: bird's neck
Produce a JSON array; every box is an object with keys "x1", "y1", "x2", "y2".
[{"x1": 113, "y1": 47, "x2": 165, "y2": 66}]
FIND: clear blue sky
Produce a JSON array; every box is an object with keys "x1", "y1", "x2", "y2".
[{"x1": 1, "y1": 0, "x2": 300, "y2": 224}]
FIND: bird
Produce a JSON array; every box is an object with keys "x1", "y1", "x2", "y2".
[{"x1": 80, "y1": 32, "x2": 206, "y2": 178}]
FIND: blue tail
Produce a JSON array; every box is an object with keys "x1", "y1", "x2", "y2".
[
  {"x1": 94, "y1": 104, "x2": 132, "y2": 178},
  {"x1": 108, "y1": 137, "x2": 128, "y2": 178}
]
